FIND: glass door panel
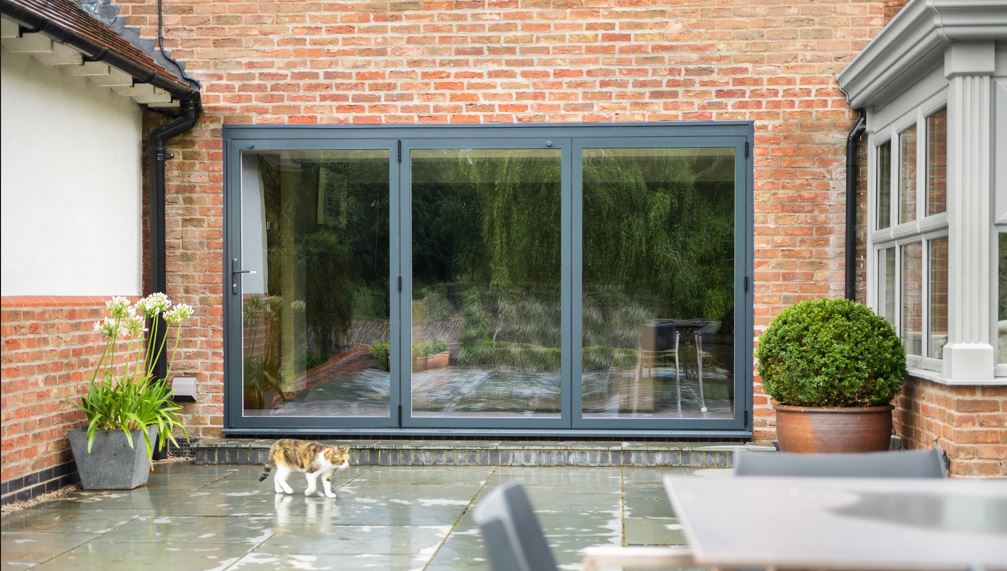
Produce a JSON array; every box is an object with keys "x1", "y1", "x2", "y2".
[
  {"x1": 409, "y1": 147, "x2": 564, "y2": 420},
  {"x1": 239, "y1": 149, "x2": 392, "y2": 418},
  {"x1": 579, "y1": 147, "x2": 737, "y2": 420}
]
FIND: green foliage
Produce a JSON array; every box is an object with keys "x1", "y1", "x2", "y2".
[
  {"x1": 75, "y1": 374, "x2": 187, "y2": 462},
  {"x1": 756, "y1": 298, "x2": 906, "y2": 407},
  {"x1": 78, "y1": 295, "x2": 193, "y2": 463},
  {"x1": 369, "y1": 341, "x2": 390, "y2": 371},
  {"x1": 415, "y1": 338, "x2": 448, "y2": 357},
  {"x1": 458, "y1": 341, "x2": 561, "y2": 372}
]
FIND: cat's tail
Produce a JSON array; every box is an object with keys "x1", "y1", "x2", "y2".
[{"x1": 258, "y1": 459, "x2": 274, "y2": 482}]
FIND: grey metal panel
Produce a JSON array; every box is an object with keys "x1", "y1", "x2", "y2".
[
  {"x1": 222, "y1": 135, "x2": 401, "y2": 431},
  {"x1": 225, "y1": 426, "x2": 753, "y2": 438},
  {"x1": 569, "y1": 136, "x2": 752, "y2": 432},
  {"x1": 399, "y1": 137, "x2": 572, "y2": 430}
]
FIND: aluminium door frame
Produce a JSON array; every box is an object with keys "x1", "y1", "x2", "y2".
[
  {"x1": 223, "y1": 135, "x2": 402, "y2": 431},
  {"x1": 570, "y1": 136, "x2": 751, "y2": 431},
  {"x1": 399, "y1": 136, "x2": 573, "y2": 429},
  {"x1": 222, "y1": 123, "x2": 754, "y2": 436}
]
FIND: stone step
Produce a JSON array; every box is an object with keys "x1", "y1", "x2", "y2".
[{"x1": 193, "y1": 439, "x2": 772, "y2": 468}]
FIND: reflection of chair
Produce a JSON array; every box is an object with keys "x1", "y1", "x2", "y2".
[
  {"x1": 474, "y1": 482, "x2": 696, "y2": 571},
  {"x1": 733, "y1": 449, "x2": 947, "y2": 478},
  {"x1": 635, "y1": 320, "x2": 714, "y2": 414}
]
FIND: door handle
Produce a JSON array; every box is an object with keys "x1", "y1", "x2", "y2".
[{"x1": 230, "y1": 262, "x2": 256, "y2": 295}]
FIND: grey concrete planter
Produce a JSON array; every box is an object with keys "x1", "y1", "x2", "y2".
[{"x1": 69, "y1": 426, "x2": 157, "y2": 490}]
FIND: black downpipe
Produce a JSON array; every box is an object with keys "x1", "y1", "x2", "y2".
[
  {"x1": 845, "y1": 111, "x2": 867, "y2": 301},
  {"x1": 149, "y1": 95, "x2": 201, "y2": 380}
]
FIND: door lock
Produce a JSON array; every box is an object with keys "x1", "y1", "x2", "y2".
[{"x1": 230, "y1": 258, "x2": 256, "y2": 294}]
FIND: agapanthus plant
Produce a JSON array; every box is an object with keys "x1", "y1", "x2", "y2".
[{"x1": 76, "y1": 294, "x2": 194, "y2": 463}]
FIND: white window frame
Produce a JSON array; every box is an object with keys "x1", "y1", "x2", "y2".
[
  {"x1": 869, "y1": 92, "x2": 948, "y2": 374},
  {"x1": 995, "y1": 77, "x2": 1007, "y2": 377}
]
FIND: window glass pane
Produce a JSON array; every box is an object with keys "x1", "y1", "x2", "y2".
[
  {"x1": 240, "y1": 150, "x2": 391, "y2": 417},
  {"x1": 928, "y1": 237, "x2": 948, "y2": 359},
  {"x1": 901, "y1": 242, "x2": 922, "y2": 356},
  {"x1": 877, "y1": 142, "x2": 891, "y2": 230},
  {"x1": 581, "y1": 147, "x2": 736, "y2": 419},
  {"x1": 927, "y1": 108, "x2": 947, "y2": 216},
  {"x1": 999, "y1": 233, "x2": 1007, "y2": 365},
  {"x1": 899, "y1": 126, "x2": 917, "y2": 224},
  {"x1": 878, "y1": 247, "x2": 896, "y2": 326},
  {"x1": 411, "y1": 148, "x2": 562, "y2": 418}
]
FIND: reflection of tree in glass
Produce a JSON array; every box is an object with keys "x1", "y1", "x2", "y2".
[
  {"x1": 413, "y1": 151, "x2": 563, "y2": 373},
  {"x1": 258, "y1": 155, "x2": 390, "y2": 388}
]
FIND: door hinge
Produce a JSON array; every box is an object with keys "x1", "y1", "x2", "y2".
[
  {"x1": 397, "y1": 276, "x2": 402, "y2": 292},
  {"x1": 397, "y1": 404, "x2": 403, "y2": 425},
  {"x1": 744, "y1": 276, "x2": 749, "y2": 292},
  {"x1": 744, "y1": 141, "x2": 750, "y2": 158},
  {"x1": 397, "y1": 140, "x2": 402, "y2": 163},
  {"x1": 744, "y1": 410, "x2": 749, "y2": 427}
]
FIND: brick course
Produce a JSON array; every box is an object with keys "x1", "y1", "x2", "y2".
[
  {"x1": 0, "y1": 297, "x2": 107, "y2": 489},
  {"x1": 894, "y1": 378, "x2": 1007, "y2": 478}
]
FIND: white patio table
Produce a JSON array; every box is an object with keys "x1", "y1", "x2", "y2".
[{"x1": 663, "y1": 474, "x2": 1007, "y2": 570}]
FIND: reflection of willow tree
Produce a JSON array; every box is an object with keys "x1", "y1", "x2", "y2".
[
  {"x1": 258, "y1": 155, "x2": 389, "y2": 390},
  {"x1": 413, "y1": 149, "x2": 734, "y2": 369},
  {"x1": 414, "y1": 152, "x2": 562, "y2": 370},
  {"x1": 583, "y1": 151, "x2": 734, "y2": 325}
]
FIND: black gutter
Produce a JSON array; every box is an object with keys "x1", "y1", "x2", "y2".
[
  {"x1": 149, "y1": 95, "x2": 201, "y2": 380},
  {"x1": 0, "y1": 0, "x2": 196, "y2": 99},
  {"x1": 845, "y1": 110, "x2": 867, "y2": 301}
]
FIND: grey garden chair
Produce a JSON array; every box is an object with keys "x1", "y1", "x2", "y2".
[
  {"x1": 473, "y1": 482, "x2": 695, "y2": 571},
  {"x1": 733, "y1": 448, "x2": 947, "y2": 478}
]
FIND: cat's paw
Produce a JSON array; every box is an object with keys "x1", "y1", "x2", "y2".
[
  {"x1": 304, "y1": 489, "x2": 316, "y2": 496},
  {"x1": 324, "y1": 492, "x2": 337, "y2": 498}
]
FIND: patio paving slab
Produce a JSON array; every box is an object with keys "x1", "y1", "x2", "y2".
[{"x1": 1, "y1": 463, "x2": 716, "y2": 570}]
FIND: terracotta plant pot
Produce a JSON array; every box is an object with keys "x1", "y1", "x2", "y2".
[
  {"x1": 775, "y1": 404, "x2": 893, "y2": 453},
  {"x1": 425, "y1": 351, "x2": 450, "y2": 369}
]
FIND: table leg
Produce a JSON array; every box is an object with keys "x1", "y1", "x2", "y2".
[
  {"x1": 696, "y1": 331, "x2": 707, "y2": 413},
  {"x1": 675, "y1": 330, "x2": 682, "y2": 415}
]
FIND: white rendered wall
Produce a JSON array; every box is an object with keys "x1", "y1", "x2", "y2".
[{"x1": 1, "y1": 46, "x2": 142, "y2": 296}]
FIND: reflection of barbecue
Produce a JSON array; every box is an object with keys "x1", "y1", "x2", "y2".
[{"x1": 635, "y1": 320, "x2": 718, "y2": 415}]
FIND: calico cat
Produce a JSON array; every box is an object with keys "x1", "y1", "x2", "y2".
[{"x1": 259, "y1": 439, "x2": 351, "y2": 498}]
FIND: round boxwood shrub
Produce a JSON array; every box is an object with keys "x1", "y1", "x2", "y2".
[{"x1": 756, "y1": 298, "x2": 906, "y2": 407}]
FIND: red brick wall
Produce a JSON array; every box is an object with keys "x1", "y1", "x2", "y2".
[
  {"x1": 0, "y1": 297, "x2": 106, "y2": 492},
  {"x1": 107, "y1": 0, "x2": 892, "y2": 441},
  {"x1": 894, "y1": 378, "x2": 1007, "y2": 478}
]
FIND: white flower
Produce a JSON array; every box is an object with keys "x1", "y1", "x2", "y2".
[
  {"x1": 93, "y1": 317, "x2": 124, "y2": 338},
  {"x1": 136, "y1": 292, "x2": 171, "y2": 317},
  {"x1": 164, "y1": 303, "x2": 194, "y2": 326},
  {"x1": 106, "y1": 296, "x2": 131, "y2": 319},
  {"x1": 124, "y1": 309, "x2": 147, "y2": 338}
]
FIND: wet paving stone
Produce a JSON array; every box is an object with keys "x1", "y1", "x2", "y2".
[
  {"x1": 1, "y1": 532, "x2": 98, "y2": 568},
  {"x1": 1, "y1": 463, "x2": 712, "y2": 570}
]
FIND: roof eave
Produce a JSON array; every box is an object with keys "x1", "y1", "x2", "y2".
[{"x1": 838, "y1": 0, "x2": 1007, "y2": 110}]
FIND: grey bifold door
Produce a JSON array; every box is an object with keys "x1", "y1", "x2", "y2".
[{"x1": 224, "y1": 125, "x2": 752, "y2": 435}]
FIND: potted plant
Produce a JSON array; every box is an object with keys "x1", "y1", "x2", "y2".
[
  {"x1": 413, "y1": 339, "x2": 449, "y2": 371},
  {"x1": 69, "y1": 294, "x2": 193, "y2": 489},
  {"x1": 756, "y1": 298, "x2": 906, "y2": 453}
]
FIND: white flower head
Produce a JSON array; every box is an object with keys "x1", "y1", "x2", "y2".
[
  {"x1": 137, "y1": 292, "x2": 171, "y2": 317},
  {"x1": 290, "y1": 300, "x2": 306, "y2": 312},
  {"x1": 164, "y1": 303, "x2": 194, "y2": 326},
  {"x1": 93, "y1": 317, "x2": 124, "y2": 338},
  {"x1": 106, "y1": 296, "x2": 131, "y2": 320},
  {"x1": 124, "y1": 310, "x2": 147, "y2": 338}
]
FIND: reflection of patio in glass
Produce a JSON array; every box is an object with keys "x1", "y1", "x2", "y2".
[{"x1": 251, "y1": 349, "x2": 733, "y2": 419}]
